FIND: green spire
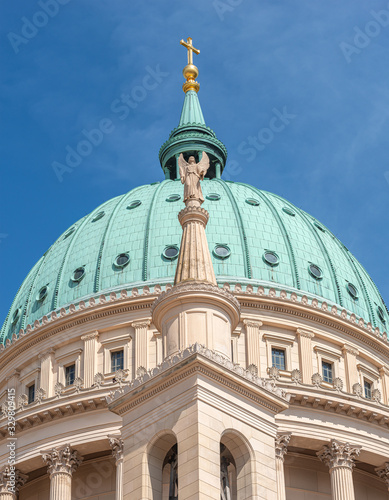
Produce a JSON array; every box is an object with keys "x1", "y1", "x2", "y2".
[{"x1": 178, "y1": 90, "x2": 205, "y2": 126}]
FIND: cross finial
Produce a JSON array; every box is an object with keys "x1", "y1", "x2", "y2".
[{"x1": 180, "y1": 37, "x2": 200, "y2": 66}]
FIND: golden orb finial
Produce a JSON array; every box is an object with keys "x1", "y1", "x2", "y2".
[{"x1": 180, "y1": 37, "x2": 200, "y2": 93}]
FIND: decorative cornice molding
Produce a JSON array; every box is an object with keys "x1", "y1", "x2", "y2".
[
  {"x1": 275, "y1": 432, "x2": 291, "y2": 461},
  {"x1": 41, "y1": 444, "x2": 82, "y2": 476},
  {"x1": 317, "y1": 439, "x2": 361, "y2": 471}
]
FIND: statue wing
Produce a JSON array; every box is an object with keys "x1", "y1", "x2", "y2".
[
  {"x1": 197, "y1": 152, "x2": 210, "y2": 178},
  {"x1": 178, "y1": 153, "x2": 188, "y2": 183}
]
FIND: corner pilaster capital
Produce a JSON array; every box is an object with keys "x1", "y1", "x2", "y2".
[
  {"x1": 243, "y1": 319, "x2": 263, "y2": 330},
  {"x1": 81, "y1": 331, "x2": 99, "y2": 341},
  {"x1": 379, "y1": 366, "x2": 389, "y2": 377},
  {"x1": 342, "y1": 344, "x2": 359, "y2": 357},
  {"x1": 131, "y1": 319, "x2": 151, "y2": 330},
  {"x1": 108, "y1": 434, "x2": 124, "y2": 464},
  {"x1": 296, "y1": 328, "x2": 315, "y2": 339},
  {"x1": 0, "y1": 466, "x2": 28, "y2": 494},
  {"x1": 38, "y1": 349, "x2": 55, "y2": 361},
  {"x1": 6, "y1": 369, "x2": 20, "y2": 382},
  {"x1": 41, "y1": 444, "x2": 82, "y2": 477},
  {"x1": 275, "y1": 432, "x2": 291, "y2": 461},
  {"x1": 376, "y1": 463, "x2": 389, "y2": 488},
  {"x1": 317, "y1": 439, "x2": 361, "y2": 471}
]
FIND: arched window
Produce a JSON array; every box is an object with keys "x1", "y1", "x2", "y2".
[
  {"x1": 162, "y1": 444, "x2": 178, "y2": 500},
  {"x1": 221, "y1": 444, "x2": 236, "y2": 500},
  {"x1": 147, "y1": 431, "x2": 177, "y2": 500},
  {"x1": 221, "y1": 430, "x2": 254, "y2": 499}
]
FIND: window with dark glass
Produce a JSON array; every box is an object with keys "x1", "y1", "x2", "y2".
[
  {"x1": 28, "y1": 383, "x2": 35, "y2": 404},
  {"x1": 271, "y1": 348, "x2": 285, "y2": 370},
  {"x1": 65, "y1": 364, "x2": 76, "y2": 386},
  {"x1": 111, "y1": 350, "x2": 124, "y2": 372},
  {"x1": 322, "y1": 361, "x2": 333, "y2": 383},
  {"x1": 364, "y1": 379, "x2": 372, "y2": 399}
]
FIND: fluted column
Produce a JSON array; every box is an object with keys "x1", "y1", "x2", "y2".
[
  {"x1": 109, "y1": 435, "x2": 124, "y2": 500},
  {"x1": 317, "y1": 439, "x2": 361, "y2": 500},
  {"x1": 41, "y1": 444, "x2": 82, "y2": 500},
  {"x1": 0, "y1": 467, "x2": 28, "y2": 499},
  {"x1": 39, "y1": 349, "x2": 55, "y2": 398},
  {"x1": 376, "y1": 463, "x2": 389, "y2": 491},
  {"x1": 81, "y1": 331, "x2": 99, "y2": 387},
  {"x1": 132, "y1": 320, "x2": 151, "y2": 376},
  {"x1": 379, "y1": 366, "x2": 389, "y2": 405},
  {"x1": 342, "y1": 345, "x2": 359, "y2": 393},
  {"x1": 243, "y1": 320, "x2": 263, "y2": 371},
  {"x1": 297, "y1": 329, "x2": 314, "y2": 383},
  {"x1": 275, "y1": 433, "x2": 291, "y2": 500},
  {"x1": 174, "y1": 205, "x2": 216, "y2": 285}
]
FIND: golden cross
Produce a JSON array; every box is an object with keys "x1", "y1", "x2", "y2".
[{"x1": 180, "y1": 37, "x2": 200, "y2": 65}]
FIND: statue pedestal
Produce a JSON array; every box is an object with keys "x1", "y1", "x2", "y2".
[{"x1": 152, "y1": 282, "x2": 240, "y2": 359}]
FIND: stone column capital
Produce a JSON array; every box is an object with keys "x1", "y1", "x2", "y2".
[
  {"x1": 317, "y1": 439, "x2": 361, "y2": 471},
  {"x1": 38, "y1": 349, "x2": 55, "y2": 361},
  {"x1": 0, "y1": 467, "x2": 28, "y2": 494},
  {"x1": 41, "y1": 444, "x2": 82, "y2": 477},
  {"x1": 108, "y1": 435, "x2": 124, "y2": 464},
  {"x1": 342, "y1": 345, "x2": 359, "y2": 356},
  {"x1": 243, "y1": 319, "x2": 263, "y2": 329},
  {"x1": 376, "y1": 463, "x2": 389, "y2": 489},
  {"x1": 131, "y1": 320, "x2": 151, "y2": 330},
  {"x1": 296, "y1": 328, "x2": 315, "y2": 339},
  {"x1": 379, "y1": 366, "x2": 389, "y2": 376},
  {"x1": 275, "y1": 432, "x2": 291, "y2": 461},
  {"x1": 81, "y1": 331, "x2": 99, "y2": 341}
]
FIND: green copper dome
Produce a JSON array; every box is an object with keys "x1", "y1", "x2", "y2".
[{"x1": 2, "y1": 179, "x2": 388, "y2": 343}]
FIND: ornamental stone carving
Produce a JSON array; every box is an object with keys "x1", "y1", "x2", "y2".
[
  {"x1": 333, "y1": 377, "x2": 343, "y2": 392},
  {"x1": 317, "y1": 440, "x2": 361, "y2": 471},
  {"x1": 352, "y1": 383, "x2": 363, "y2": 397},
  {"x1": 36, "y1": 388, "x2": 46, "y2": 404},
  {"x1": 94, "y1": 372, "x2": 104, "y2": 388},
  {"x1": 296, "y1": 328, "x2": 315, "y2": 339},
  {"x1": 269, "y1": 366, "x2": 280, "y2": 381},
  {"x1": 291, "y1": 369, "x2": 302, "y2": 384},
  {"x1": 247, "y1": 364, "x2": 258, "y2": 376},
  {"x1": 54, "y1": 382, "x2": 64, "y2": 398},
  {"x1": 0, "y1": 466, "x2": 28, "y2": 494},
  {"x1": 312, "y1": 373, "x2": 323, "y2": 387},
  {"x1": 18, "y1": 393, "x2": 28, "y2": 409},
  {"x1": 372, "y1": 388, "x2": 381, "y2": 403},
  {"x1": 41, "y1": 444, "x2": 82, "y2": 476},
  {"x1": 73, "y1": 377, "x2": 83, "y2": 393},
  {"x1": 342, "y1": 345, "x2": 359, "y2": 357},
  {"x1": 108, "y1": 435, "x2": 124, "y2": 463},
  {"x1": 376, "y1": 463, "x2": 389, "y2": 489},
  {"x1": 275, "y1": 432, "x2": 291, "y2": 461}
]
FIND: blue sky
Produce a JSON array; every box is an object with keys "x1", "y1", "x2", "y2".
[{"x1": 1, "y1": 0, "x2": 389, "y2": 324}]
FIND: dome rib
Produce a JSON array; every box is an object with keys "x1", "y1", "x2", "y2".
[
  {"x1": 249, "y1": 187, "x2": 301, "y2": 290},
  {"x1": 51, "y1": 216, "x2": 89, "y2": 311},
  {"x1": 142, "y1": 182, "x2": 166, "y2": 281},
  {"x1": 93, "y1": 191, "x2": 142, "y2": 293},
  {"x1": 297, "y1": 210, "x2": 343, "y2": 307},
  {"x1": 216, "y1": 180, "x2": 252, "y2": 279}
]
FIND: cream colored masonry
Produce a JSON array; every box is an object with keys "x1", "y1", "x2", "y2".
[{"x1": 0, "y1": 285, "x2": 388, "y2": 498}]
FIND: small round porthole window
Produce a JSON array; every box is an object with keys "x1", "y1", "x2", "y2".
[
  {"x1": 263, "y1": 251, "x2": 279, "y2": 267},
  {"x1": 282, "y1": 207, "x2": 295, "y2": 216},
  {"x1": 377, "y1": 306, "x2": 386, "y2": 323},
  {"x1": 72, "y1": 267, "x2": 85, "y2": 283},
  {"x1": 12, "y1": 308, "x2": 21, "y2": 324},
  {"x1": 314, "y1": 222, "x2": 325, "y2": 232},
  {"x1": 207, "y1": 193, "x2": 221, "y2": 201},
  {"x1": 309, "y1": 264, "x2": 323, "y2": 280},
  {"x1": 92, "y1": 211, "x2": 105, "y2": 222},
  {"x1": 64, "y1": 227, "x2": 75, "y2": 239},
  {"x1": 127, "y1": 200, "x2": 141, "y2": 210},
  {"x1": 347, "y1": 283, "x2": 358, "y2": 299},
  {"x1": 245, "y1": 198, "x2": 260, "y2": 207},
  {"x1": 213, "y1": 244, "x2": 231, "y2": 259},
  {"x1": 37, "y1": 286, "x2": 48, "y2": 302},
  {"x1": 163, "y1": 245, "x2": 179, "y2": 260},
  {"x1": 166, "y1": 194, "x2": 181, "y2": 202},
  {"x1": 115, "y1": 253, "x2": 130, "y2": 268}
]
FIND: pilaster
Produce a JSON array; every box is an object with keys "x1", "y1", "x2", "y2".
[
  {"x1": 109, "y1": 435, "x2": 124, "y2": 500},
  {"x1": 379, "y1": 366, "x2": 389, "y2": 406},
  {"x1": 41, "y1": 444, "x2": 82, "y2": 500},
  {"x1": 38, "y1": 349, "x2": 55, "y2": 398},
  {"x1": 275, "y1": 432, "x2": 291, "y2": 500},
  {"x1": 243, "y1": 319, "x2": 262, "y2": 371},
  {"x1": 317, "y1": 439, "x2": 361, "y2": 500},
  {"x1": 342, "y1": 345, "x2": 359, "y2": 393},
  {"x1": 131, "y1": 320, "x2": 151, "y2": 375},
  {"x1": 81, "y1": 331, "x2": 99, "y2": 388},
  {"x1": 296, "y1": 329, "x2": 314, "y2": 384}
]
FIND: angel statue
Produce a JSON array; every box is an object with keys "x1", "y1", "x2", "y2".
[{"x1": 178, "y1": 152, "x2": 210, "y2": 205}]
